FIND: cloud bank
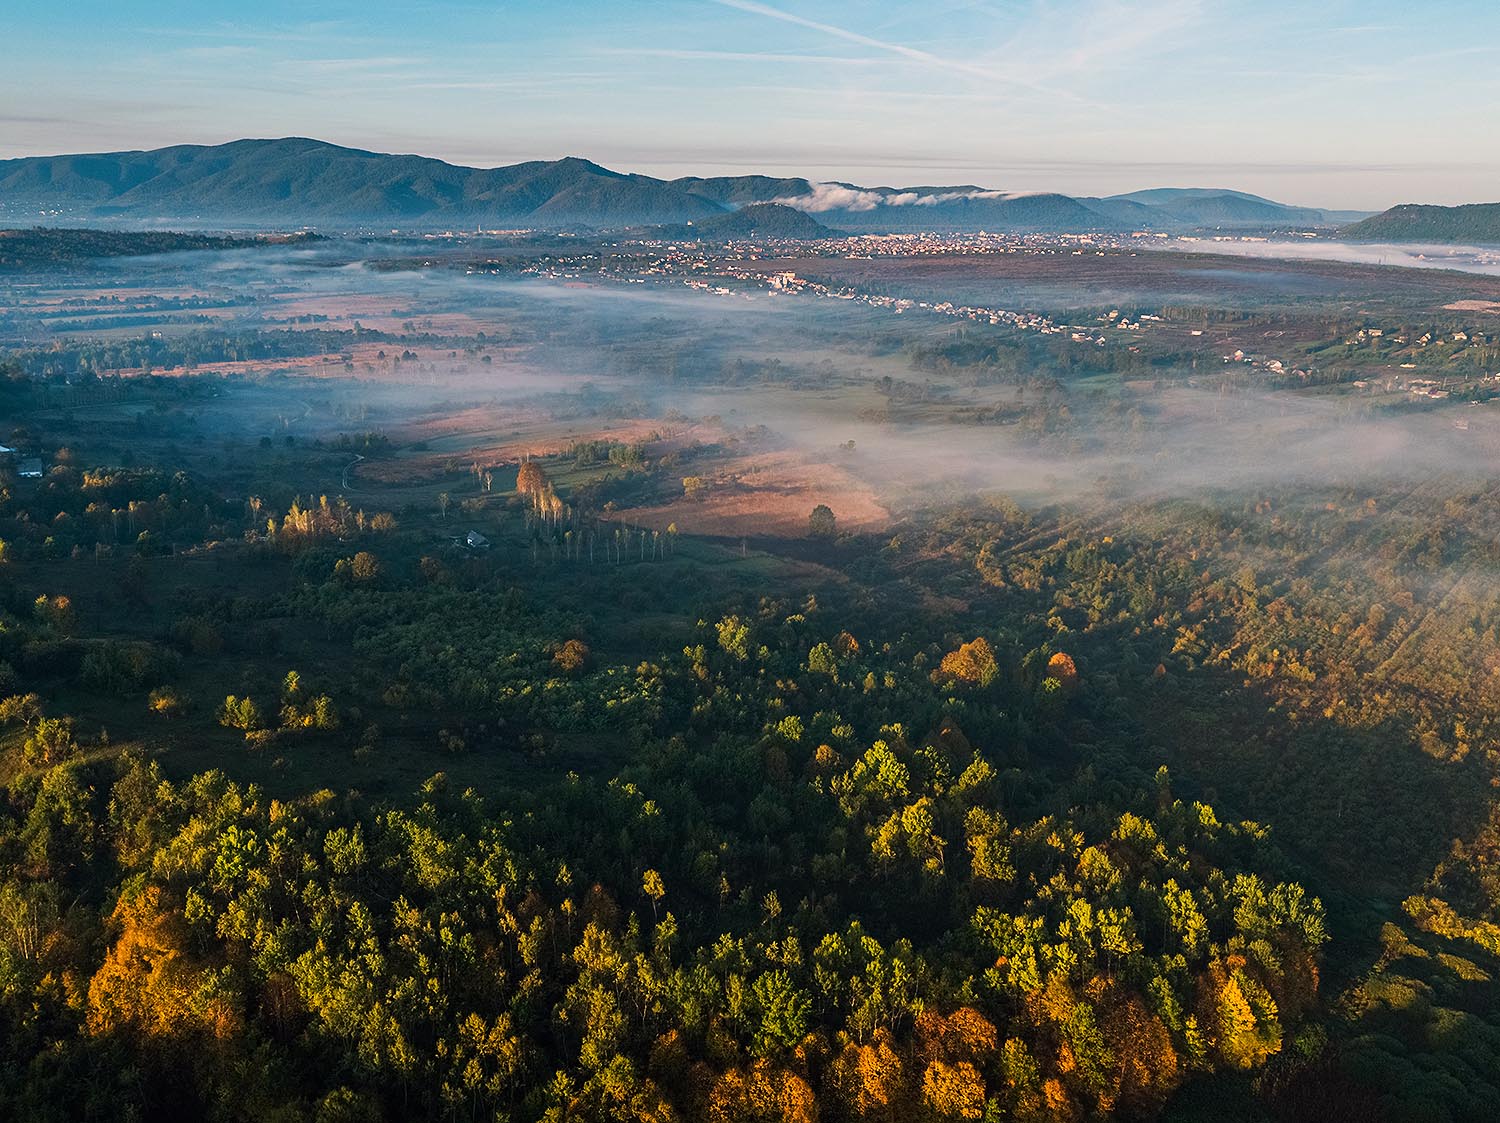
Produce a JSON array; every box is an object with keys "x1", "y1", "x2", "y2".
[{"x1": 772, "y1": 182, "x2": 1021, "y2": 213}]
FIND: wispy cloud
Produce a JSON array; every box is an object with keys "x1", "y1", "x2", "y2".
[
  {"x1": 708, "y1": 0, "x2": 1060, "y2": 96},
  {"x1": 0, "y1": 114, "x2": 74, "y2": 126},
  {"x1": 983, "y1": 0, "x2": 1205, "y2": 87},
  {"x1": 178, "y1": 45, "x2": 259, "y2": 60},
  {"x1": 297, "y1": 56, "x2": 429, "y2": 73},
  {"x1": 600, "y1": 47, "x2": 881, "y2": 66},
  {"x1": 149, "y1": 20, "x2": 361, "y2": 45},
  {"x1": 398, "y1": 75, "x2": 616, "y2": 93}
]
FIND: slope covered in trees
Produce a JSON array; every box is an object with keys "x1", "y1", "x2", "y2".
[
  {"x1": 1342, "y1": 202, "x2": 1500, "y2": 244},
  {"x1": 0, "y1": 370, "x2": 1338, "y2": 1122}
]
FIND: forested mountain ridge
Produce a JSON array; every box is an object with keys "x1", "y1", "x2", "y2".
[
  {"x1": 0, "y1": 139, "x2": 724, "y2": 228},
  {"x1": 1342, "y1": 201, "x2": 1500, "y2": 244},
  {"x1": 0, "y1": 138, "x2": 1359, "y2": 232}
]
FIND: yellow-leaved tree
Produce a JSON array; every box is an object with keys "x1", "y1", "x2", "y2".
[{"x1": 87, "y1": 885, "x2": 240, "y2": 1041}]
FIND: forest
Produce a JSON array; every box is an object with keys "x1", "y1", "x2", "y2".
[
  {"x1": 1, "y1": 233, "x2": 1499, "y2": 1123},
  {"x1": 0, "y1": 422, "x2": 1330, "y2": 1122}
]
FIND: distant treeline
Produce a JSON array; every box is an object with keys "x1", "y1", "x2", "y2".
[
  {"x1": 0, "y1": 227, "x2": 318, "y2": 272},
  {"x1": 6, "y1": 329, "x2": 371, "y2": 379}
]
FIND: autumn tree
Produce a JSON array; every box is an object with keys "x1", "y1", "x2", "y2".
[
  {"x1": 87, "y1": 886, "x2": 239, "y2": 1041},
  {"x1": 642, "y1": 868, "x2": 665, "y2": 920},
  {"x1": 516, "y1": 459, "x2": 549, "y2": 499},
  {"x1": 828, "y1": 1029, "x2": 909, "y2": 1121},
  {"x1": 0, "y1": 693, "x2": 43, "y2": 730},
  {"x1": 716, "y1": 616, "x2": 751, "y2": 661},
  {"x1": 554, "y1": 639, "x2": 591, "y2": 675},
  {"x1": 1198, "y1": 956, "x2": 1282, "y2": 1070},
  {"x1": 1046, "y1": 651, "x2": 1079, "y2": 690},
  {"x1": 937, "y1": 637, "x2": 998, "y2": 688},
  {"x1": 1097, "y1": 989, "x2": 1181, "y2": 1115},
  {"x1": 418, "y1": 554, "x2": 450, "y2": 585},
  {"x1": 351, "y1": 550, "x2": 381, "y2": 582},
  {"x1": 921, "y1": 1060, "x2": 986, "y2": 1120}
]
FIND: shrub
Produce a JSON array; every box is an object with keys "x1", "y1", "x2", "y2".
[{"x1": 148, "y1": 687, "x2": 185, "y2": 718}]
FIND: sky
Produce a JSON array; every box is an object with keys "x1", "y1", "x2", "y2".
[{"x1": 3, "y1": 0, "x2": 1497, "y2": 210}]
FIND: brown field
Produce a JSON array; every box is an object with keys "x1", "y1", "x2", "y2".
[
  {"x1": 627, "y1": 448, "x2": 889, "y2": 537},
  {"x1": 356, "y1": 415, "x2": 691, "y2": 486}
]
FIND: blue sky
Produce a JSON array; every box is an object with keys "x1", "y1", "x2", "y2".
[{"x1": 3, "y1": 0, "x2": 1497, "y2": 208}]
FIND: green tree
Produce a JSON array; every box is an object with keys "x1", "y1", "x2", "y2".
[
  {"x1": 750, "y1": 969, "x2": 811, "y2": 1055},
  {"x1": 809, "y1": 503, "x2": 837, "y2": 538}
]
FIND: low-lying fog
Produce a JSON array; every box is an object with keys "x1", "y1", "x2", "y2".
[
  {"x1": 1162, "y1": 237, "x2": 1500, "y2": 277},
  {"x1": 67, "y1": 241, "x2": 1500, "y2": 521}
]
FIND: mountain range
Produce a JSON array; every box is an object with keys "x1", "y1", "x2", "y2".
[{"x1": 0, "y1": 136, "x2": 1383, "y2": 236}]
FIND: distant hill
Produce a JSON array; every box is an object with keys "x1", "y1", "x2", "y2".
[
  {"x1": 1116, "y1": 191, "x2": 1320, "y2": 226},
  {"x1": 1110, "y1": 187, "x2": 1287, "y2": 207},
  {"x1": 1342, "y1": 202, "x2": 1500, "y2": 244},
  {"x1": 0, "y1": 137, "x2": 1370, "y2": 234},
  {"x1": 1094, "y1": 188, "x2": 1365, "y2": 229},
  {"x1": 691, "y1": 203, "x2": 835, "y2": 239}
]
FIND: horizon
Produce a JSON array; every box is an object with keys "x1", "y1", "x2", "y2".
[{"x1": 5, "y1": 0, "x2": 1498, "y2": 212}]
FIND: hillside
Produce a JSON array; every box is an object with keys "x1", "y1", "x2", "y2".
[{"x1": 1342, "y1": 201, "x2": 1500, "y2": 244}]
